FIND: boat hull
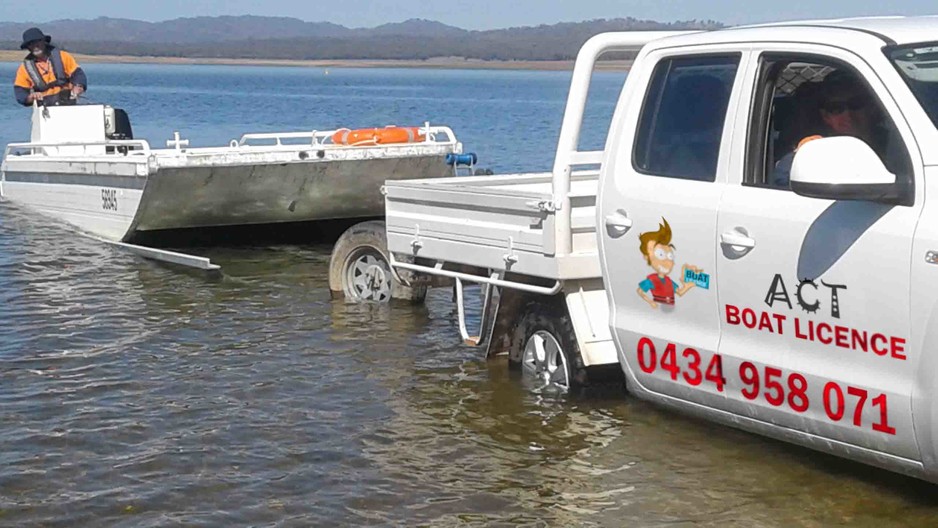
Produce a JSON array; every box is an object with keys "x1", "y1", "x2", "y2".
[
  {"x1": 1, "y1": 154, "x2": 453, "y2": 242},
  {"x1": 130, "y1": 154, "x2": 451, "y2": 233},
  {"x1": 0, "y1": 167, "x2": 145, "y2": 241}
]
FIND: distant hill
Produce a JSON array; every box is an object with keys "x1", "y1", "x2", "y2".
[
  {"x1": 0, "y1": 16, "x2": 353, "y2": 43},
  {"x1": 0, "y1": 16, "x2": 723, "y2": 61},
  {"x1": 363, "y1": 19, "x2": 469, "y2": 38}
]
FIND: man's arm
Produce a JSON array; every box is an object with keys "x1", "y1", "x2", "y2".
[
  {"x1": 61, "y1": 51, "x2": 87, "y2": 92},
  {"x1": 69, "y1": 67, "x2": 87, "y2": 90},
  {"x1": 14, "y1": 85, "x2": 30, "y2": 106},
  {"x1": 773, "y1": 151, "x2": 794, "y2": 188},
  {"x1": 13, "y1": 64, "x2": 32, "y2": 106}
]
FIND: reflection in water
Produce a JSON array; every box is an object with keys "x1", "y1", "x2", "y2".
[{"x1": 1, "y1": 201, "x2": 937, "y2": 526}]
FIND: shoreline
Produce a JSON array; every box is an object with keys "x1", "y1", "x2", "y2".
[{"x1": 0, "y1": 49, "x2": 632, "y2": 71}]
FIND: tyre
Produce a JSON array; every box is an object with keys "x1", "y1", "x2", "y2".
[
  {"x1": 328, "y1": 220, "x2": 427, "y2": 303},
  {"x1": 507, "y1": 299, "x2": 589, "y2": 390}
]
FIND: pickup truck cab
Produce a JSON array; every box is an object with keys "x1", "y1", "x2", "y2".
[{"x1": 380, "y1": 17, "x2": 938, "y2": 483}]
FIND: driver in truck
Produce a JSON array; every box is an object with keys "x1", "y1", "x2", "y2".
[
  {"x1": 773, "y1": 70, "x2": 895, "y2": 187},
  {"x1": 13, "y1": 27, "x2": 87, "y2": 107}
]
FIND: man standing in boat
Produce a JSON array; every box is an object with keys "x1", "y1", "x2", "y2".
[{"x1": 13, "y1": 27, "x2": 87, "y2": 107}]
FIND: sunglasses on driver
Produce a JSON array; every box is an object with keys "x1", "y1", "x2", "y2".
[{"x1": 821, "y1": 95, "x2": 870, "y2": 114}]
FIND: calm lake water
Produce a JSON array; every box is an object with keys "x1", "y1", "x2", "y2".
[{"x1": 1, "y1": 62, "x2": 937, "y2": 526}]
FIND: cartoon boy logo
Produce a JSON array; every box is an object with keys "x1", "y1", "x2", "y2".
[{"x1": 636, "y1": 218, "x2": 703, "y2": 309}]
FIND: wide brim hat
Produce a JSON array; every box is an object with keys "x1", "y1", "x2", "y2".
[{"x1": 20, "y1": 27, "x2": 51, "y2": 50}]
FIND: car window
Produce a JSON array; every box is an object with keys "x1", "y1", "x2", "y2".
[
  {"x1": 890, "y1": 43, "x2": 938, "y2": 130},
  {"x1": 748, "y1": 56, "x2": 912, "y2": 190},
  {"x1": 633, "y1": 55, "x2": 740, "y2": 182}
]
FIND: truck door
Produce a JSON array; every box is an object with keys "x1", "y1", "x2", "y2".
[
  {"x1": 715, "y1": 51, "x2": 923, "y2": 461},
  {"x1": 599, "y1": 50, "x2": 745, "y2": 406}
]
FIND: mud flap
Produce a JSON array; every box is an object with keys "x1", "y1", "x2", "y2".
[{"x1": 562, "y1": 279, "x2": 618, "y2": 367}]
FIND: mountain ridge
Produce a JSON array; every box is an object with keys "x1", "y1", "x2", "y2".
[{"x1": 0, "y1": 15, "x2": 724, "y2": 61}]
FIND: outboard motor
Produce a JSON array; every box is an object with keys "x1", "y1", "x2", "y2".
[{"x1": 104, "y1": 106, "x2": 133, "y2": 140}]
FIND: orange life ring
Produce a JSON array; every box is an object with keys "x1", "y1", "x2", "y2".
[{"x1": 332, "y1": 126, "x2": 426, "y2": 146}]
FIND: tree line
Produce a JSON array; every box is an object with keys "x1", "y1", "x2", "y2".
[{"x1": 0, "y1": 18, "x2": 723, "y2": 62}]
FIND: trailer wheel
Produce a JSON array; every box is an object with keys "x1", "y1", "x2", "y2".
[
  {"x1": 329, "y1": 220, "x2": 427, "y2": 303},
  {"x1": 508, "y1": 300, "x2": 588, "y2": 390}
]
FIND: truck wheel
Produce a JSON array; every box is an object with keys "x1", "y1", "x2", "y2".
[
  {"x1": 508, "y1": 300, "x2": 588, "y2": 390},
  {"x1": 328, "y1": 220, "x2": 427, "y2": 303}
]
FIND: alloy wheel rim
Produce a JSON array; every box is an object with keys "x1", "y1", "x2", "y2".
[{"x1": 521, "y1": 330, "x2": 570, "y2": 390}]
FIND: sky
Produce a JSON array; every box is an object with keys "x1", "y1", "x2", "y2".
[{"x1": 0, "y1": 0, "x2": 935, "y2": 30}]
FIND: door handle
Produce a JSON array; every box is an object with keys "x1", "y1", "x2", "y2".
[
  {"x1": 604, "y1": 210, "x2": 632, "y2": 237},
  {"x1": 720, "y1": 230, "x2": 756, "y2": 249}
]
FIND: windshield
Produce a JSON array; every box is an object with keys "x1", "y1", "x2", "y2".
[{"x1": 889, "y1": 43, "x2": 938, "y2": 129}]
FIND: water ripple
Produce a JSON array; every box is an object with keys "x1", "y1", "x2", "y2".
[{"x1": 2, "y1": 192, "x2": 938, "y2": 525}]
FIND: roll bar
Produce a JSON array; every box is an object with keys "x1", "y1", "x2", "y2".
[{"x1": 549, "y1": 31, "x2": 696, "y2": 255}]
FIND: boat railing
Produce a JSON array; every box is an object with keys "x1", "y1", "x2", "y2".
[
  {"x1": 3, "y1": 124, "x2": 460, "y2": 161},
  {"x1": 4, "y1": 139, "x2": 153, "y2": 159},
  {"x1": 236, "y1": 124, "x2": 459, "y2": 148}
]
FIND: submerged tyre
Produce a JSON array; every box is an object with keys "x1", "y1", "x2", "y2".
[
  {"x1": 328, "y1": 220, "x2": 427, "y2": 303},
  {"x1": 508, "y1": 299, "x2": 589, "y2": 390}
]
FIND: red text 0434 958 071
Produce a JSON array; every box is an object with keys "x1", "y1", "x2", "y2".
[{"x1": 635, "y1": 337, "x2": 897, "y2": 435}]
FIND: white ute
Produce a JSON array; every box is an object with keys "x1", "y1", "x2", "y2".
[{"x1": 382, "y1": 17, "x2": 938, "y2": 483}]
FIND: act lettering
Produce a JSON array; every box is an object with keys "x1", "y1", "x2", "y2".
[{"x1": 764, "y1": 274, "x2": 847, "y2": 319}]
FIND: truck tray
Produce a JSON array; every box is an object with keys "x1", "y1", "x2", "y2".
[{"x1": 385, "y1": 170, "x2": 601, "y2": 281}]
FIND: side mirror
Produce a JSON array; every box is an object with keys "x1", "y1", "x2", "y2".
[{"x1": 790, "y1": 136, "x2": 909, "y2": 205}]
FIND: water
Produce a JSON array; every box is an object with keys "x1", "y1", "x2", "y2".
[
  {"x1": 0, "y1": 62, "x2": 622, "y2": 172},
  {"x1": 1, "y1": 62, "x2": 937, "y2": 526}
]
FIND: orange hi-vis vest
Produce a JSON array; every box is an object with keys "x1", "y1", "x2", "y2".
[{"x1": 14, "y1": 49, "x2": 80, "y2": 99}]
